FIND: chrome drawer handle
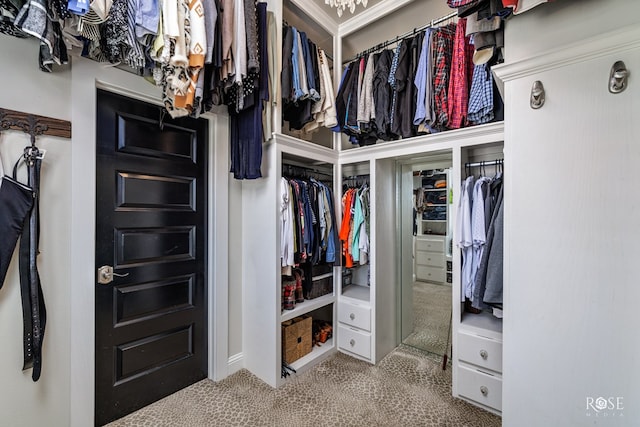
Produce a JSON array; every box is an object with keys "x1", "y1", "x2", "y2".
[
  {"x1": 480, "y1": 386, "x2": 488, "y2": 397},
  {"x1": 350, "y1": 313, "x2": 355, "y2": 321},
  {"x1": 480, "y1": 350, "x2": 488, "y2": 360},
  {"x1": 349, "y1": 339, "x2": 356, "y2": 347}
]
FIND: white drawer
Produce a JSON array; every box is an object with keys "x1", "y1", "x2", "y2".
[
  {"x1": 458, "y1": 332, "x2": 503, "y2": 373},
  {"x1": 416, "y1": 237, "x2": 445, "y2": 253},
  {"x1": 338, "y1": 325, "x2": 371, "y2": 359},
  {"x1": 338, "y1": 300, "x2": 371, "y2": 332},
  {"x1": 416, "y1": 250, "x2": 445, "y2": 268},
  {"x1": 416, "y1": 265, "x2": 445, "y2": 283},
  {"x1": 457, "y1": 365, "x2": 502, "y2": 412}
]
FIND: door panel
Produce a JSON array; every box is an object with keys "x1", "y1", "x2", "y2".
[{"x1": 95, "y1": 89, "x2": 208, "y2": 426}]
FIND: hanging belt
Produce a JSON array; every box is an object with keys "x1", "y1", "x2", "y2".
[{"x1": 13, "y1": 146, "x2": 46, "y2": 382}]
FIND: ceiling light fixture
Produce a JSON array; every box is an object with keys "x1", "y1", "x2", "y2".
[{"x1": 325, "y1": 0, "x2": 368, "y2": 17}]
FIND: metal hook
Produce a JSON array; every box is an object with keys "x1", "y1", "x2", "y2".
[
  {"x1": 609, "y1": 60, "x2": 629, "y2": 94},
  {"x1": 530, "y1": 80, "x2": 545, "y2": 109}
]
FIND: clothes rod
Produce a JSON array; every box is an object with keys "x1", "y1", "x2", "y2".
[
  {"x1": 465, "y1": 159, "x2": 504, "y2": 168},
  {"x1": 283, "y1": 159, "x2": 333, "y2": 176},
  {"x1": 343, "y1": 11, "x2": 458, "y2": 64}
]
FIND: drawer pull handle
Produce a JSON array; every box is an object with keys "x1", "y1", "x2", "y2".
[
  {"x1": 350, "y1": 313, "x2": 355, "y2": 321},
  {"x1": 480, "y1": 350, "x2": 488, "y2": 360},
  {"x1": 349, "y1": 339, "x2": 356, "y2": 347},
  {"x1": 480, "y1": 386, "x2": 489, "y2": 397}
]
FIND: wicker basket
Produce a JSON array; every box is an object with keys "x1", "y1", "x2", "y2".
[
  {"x1": 307, "y1": 276, "x2": 333, "y2": 299},
  {"x1": 281, "y1": 315, "x2": 312, "y2": 364}
]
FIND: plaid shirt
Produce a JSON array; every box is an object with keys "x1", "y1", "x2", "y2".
[
  {"x1": 447, "y1": 18, "x2": 474, "y2": 129},
  {"x1": 432, "y1": 23, "x2": 456, "y2": 130},
  {"x1": 468, "y1": 63, "x2": 494, "y2": 124}
]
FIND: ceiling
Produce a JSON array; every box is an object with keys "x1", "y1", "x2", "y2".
[{"x1": 313, "y1": 0, "x2": 386, "y2": 24}]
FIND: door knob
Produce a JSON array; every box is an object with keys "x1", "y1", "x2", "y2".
[{"x1": 97, "y1": 265, "x2": 129, "y2": 284}]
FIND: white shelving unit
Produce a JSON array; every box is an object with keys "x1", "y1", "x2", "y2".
[
  {"x1": 242, "y1": 131, "x2": 339, "y2": 387},
  {"x1": 242, "y1": 0, "x2": 505, "y2": 393},
  {"x1": 451, "y1": 142, "x2": 505, "y2": 415}
]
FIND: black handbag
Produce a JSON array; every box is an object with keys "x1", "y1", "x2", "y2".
[{"x1": 0, "y1": 174, "x2": 34, "y2": 288}]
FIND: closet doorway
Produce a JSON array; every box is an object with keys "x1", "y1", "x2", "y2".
[
  {"x1": 399, "y1": 153, "x2": 453, "y2": 359},
  {"x1": 94, "y1": 90, "x2": 209, "y2": 425}
]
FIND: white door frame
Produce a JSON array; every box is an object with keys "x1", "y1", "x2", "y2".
[{"x1": 69, "y1": 60, "x2": 229, "y2": 427}]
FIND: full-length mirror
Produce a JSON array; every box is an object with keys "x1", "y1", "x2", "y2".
[{"x1": 399, "y1": 154, "x2": 453, "y2": 359}]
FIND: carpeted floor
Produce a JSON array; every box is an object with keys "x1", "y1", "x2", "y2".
[
  {"x1": 107, "y1": 345, "x2": 500, "y2": 427},
  {"x1": 403, "y1": 281, "x2": 452, "y2": 357}
]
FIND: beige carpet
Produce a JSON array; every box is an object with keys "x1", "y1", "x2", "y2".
[
  {"x1": 403, "y1": 281, "x2": 452, "y2": 356},
  {"x1": 107, "y1": 345, "x2": 500, "y2": 427}
]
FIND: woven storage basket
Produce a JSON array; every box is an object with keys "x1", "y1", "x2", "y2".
[
  {"x1": 281, "y1": 315, "x2": 312, "y2": 364},
  {"x1": 307, "y1": 275, "x2": 333, "y2": 299}
]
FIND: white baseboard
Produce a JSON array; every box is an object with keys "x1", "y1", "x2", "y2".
[{"x1": 227, "y1": 353, "x2": 243, "y2": 375}]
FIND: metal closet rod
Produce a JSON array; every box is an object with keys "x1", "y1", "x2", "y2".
[
  {"x1": 282, "y1": 160, "x2": 333, "y2": 177},
  {"x1": 465, "y1": 159, "x2": 504, "y2": 168},
  {"x1": 343, "y1": 11, "x2": 458, "y2": 64}
]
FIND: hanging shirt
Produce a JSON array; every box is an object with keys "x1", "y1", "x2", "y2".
[
  {"x1": 351, "y1": 189, "x2": 365, "y2": 263},
  {"x1": 372, "y1": 49, "x2": 393, "y2": 140},
  {"x1": 456, "y1": 176, "x2": 475, "y2": 301},
  {"x1": 468, "y1": 63, "x2": 494, "y2": 124},
  {"x1": 470, "y1": 177, "x2": 490, "y2": 299},
  {"x1": 232, "y1": 0, "x2": 246, "y2": 84},
  {"x1": 357, "y1": 53, "x2": 376, "y2": 128},
  {"x1": 432, "y1": 23, "x2": 456, "y2": 130},
  {"x1": 387, "y1": 40, "x2": 402, "y2": 134},
  {"x1": 281, "y1": 178, "x2": 295, "y2": 267},
  {"x1": 414, "y1": 28, "x2": 434, "y2": 127},
  {"x1": 447, "y1": 18, "x2": 473, "y2": 129}
]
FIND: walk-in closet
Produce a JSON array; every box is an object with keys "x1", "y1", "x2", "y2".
[{"x1": 1, "y1": 1, "x2": 639, "y2": 426}]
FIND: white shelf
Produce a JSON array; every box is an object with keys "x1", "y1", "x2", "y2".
[
  {"x1": 423, "y1": 188, "x2": 447, "y2": 192},
  {"x1": 312, "y1": 272, "x2": 333, "y2": 281},
  {"x1": 422, "y1": 220, "x2": 447, "y2": 223},
  {"x1": 341, "y1": 284, "x2": 370, "y2": 302},
  {"x1": 281, "y1": 293, "x2": 335, "y2": 322},
  {"x1": 289, "y1": 337, "x2": 335, "y2": 372},
  {"x1": 460, "y1": 311, "x2": 503, "y2": 336}
]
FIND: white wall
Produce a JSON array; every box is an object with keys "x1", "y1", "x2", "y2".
[
  {"x1": 0, "y1": 33, "x2": 240, "y2": 425},
  {"x1": 504, "y1": 0, "x2": 640, "y2": 63},
  {"x1": 500, "y1": 3, "x2": 640, "y2": 426},
  {"x1": 228, "y1": 176, "x2": 244, "y2": 359},
  {"x1": 341, "y1": 0, "x2": 452, "y2": 60},
  {"x1": 0, "y1": 36, "x2": 72, "y2": 427}
]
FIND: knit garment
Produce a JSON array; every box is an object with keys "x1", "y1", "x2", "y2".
[
  {"x1": 102, "y1": 0, "x2": 127, "y2": 62},
  {"x1": 0, "y1": 0, "x2": 28, "y2": 37},
  {"x1": 244, "y1": 0, "x2": 258, "y2": 73}
]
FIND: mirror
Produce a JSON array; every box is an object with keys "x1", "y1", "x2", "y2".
[{"x1": 399, "y1": 157, "x2": 452, "y2": 361}]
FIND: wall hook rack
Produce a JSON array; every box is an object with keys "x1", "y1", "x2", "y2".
[{"x1": 0, "y1": 107, "x2": 72, "y2": 142}]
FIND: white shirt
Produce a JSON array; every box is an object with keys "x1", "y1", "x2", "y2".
[
  {"x1": 281, "y1": 178, "x2": 295, "y2": 268},
  {"x1": 456, "y1": 176, "x2": 475, "y2": 301},
  {"x1": 469, "y1": 177, "x2": 490, "y2": 299}
]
